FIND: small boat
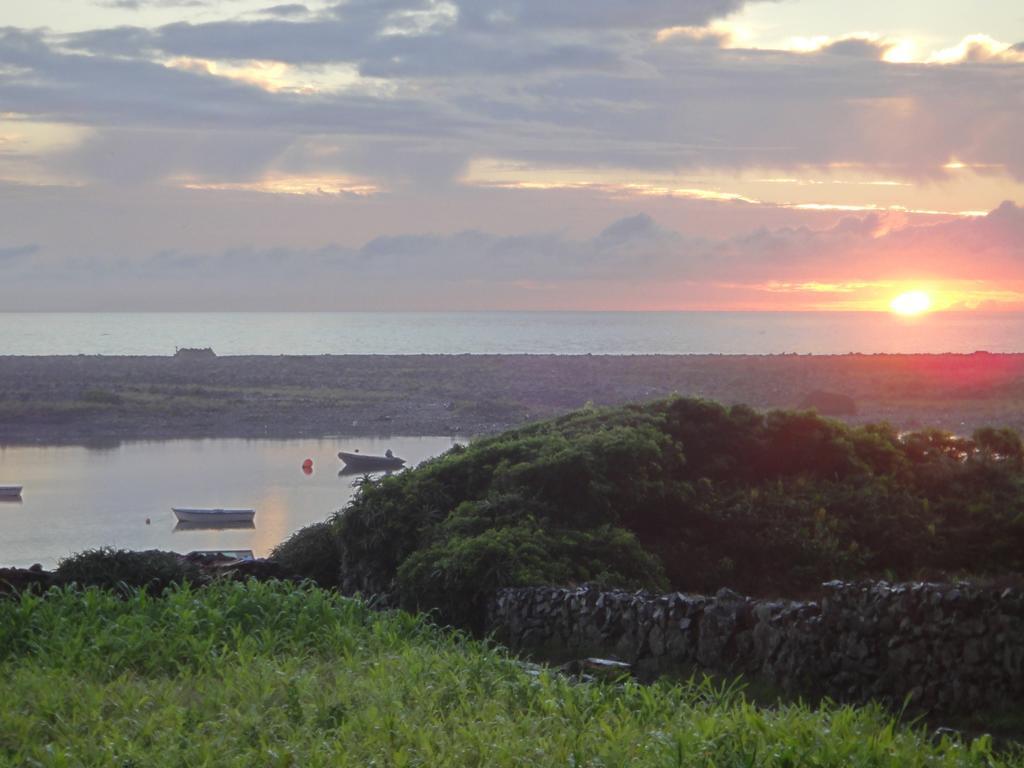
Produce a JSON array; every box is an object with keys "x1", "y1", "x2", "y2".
[
  {"x1": 186, "y1": 549, "x2": 255, "y2": 562},
  {"x1": 172, "y1": 507, "x2": 255, "y2": 524},
  {"x1": 338, "y1": 451, "x2": 406, "y2": 471},
  {"x1": 0, "y1": 486, "x2": 23, "y2": 499}
]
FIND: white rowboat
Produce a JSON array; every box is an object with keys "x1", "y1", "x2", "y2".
[
  {"x1": 172, "y1": 507, "x2": 255, "y2": 524},
  {"x1": 0, "y1": 486, "x2": 23, "y2": 498}
]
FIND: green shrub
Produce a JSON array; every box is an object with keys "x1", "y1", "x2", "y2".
[
  {"x1": 270, "y1": 519, "x2": 342, "y2": 587},
  {"x1": 54, "y1": 547, "x2": 198, "y2": 593},
  {"x1": 80, "y1": 388, "x2": 122, "y2": 405},
  {"x1": 397, "y1": 522, "x2": 664, "y2": 629}
]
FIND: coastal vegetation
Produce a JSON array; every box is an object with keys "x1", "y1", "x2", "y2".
[
  {"x1": 53, "y1": 547, "x2": 200, "y2": 592},
  {"x1": 0, "y1": 580, "x2": 1016, "y2": 766},
  {"x1": 275, "y1": 396, "x2": 1024, "y2": 627},
  {"x1": 7, "y1": 398, "x2": 1024, "y2": 760}
]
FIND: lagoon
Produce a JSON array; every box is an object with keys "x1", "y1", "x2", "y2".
[{"x1": 0, "y1": 436, "x2": 460, "y2": 568}]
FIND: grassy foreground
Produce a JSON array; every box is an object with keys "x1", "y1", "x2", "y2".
[{"x1": 0, "y1": 582, "x2": 1017, "y2": 767}]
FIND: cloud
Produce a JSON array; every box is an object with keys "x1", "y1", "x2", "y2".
[
  {"x1": 0, "y1": 212, "x2": 687, "y2": 306},
  {"x1": 4, "y1": 203, "x2": 1022, "y2": 310},
  {"x1": 261, "y1": 4, "x2": 310, "y2": 17},
  {"x1": 149, "y1": 201, "x2": 1024, "y2": 287},
  {"x1": 0, "y1": 243, "x2": 39, "y2": 263},
  {"x1": 98, "y1": 0, "x2": 215, "y2": 8},
  {"x1": 928, "y1": 34, "x2": 1024, "y2": 64},
  {"x1": 707, "y1": 201, "x2": 1024, "y2": 286},
  {"x1": 345, "y1": 213, "x2": 686, "y2": 280},
  {"x1": 455, "y1": 0, "x2": 761, "y2": 31},
  {"x1": 72, "y1": 16, "x2": 618, "y2": 74},
  {"x1": 1, "y1": 0, "x2": 1024, "y2": 196},
  {"x1": 817, "y1": 37, "x2": 891, "y2": 60},
  {"x1": 53, "y1": 128, "x2": 294, "y2": 185},
  {"x1": 4, "y1": 0, "x2": 1022, "y2": 314}
]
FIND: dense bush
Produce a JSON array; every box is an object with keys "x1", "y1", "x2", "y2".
[
  {"x1": 290, "y1": 397, "x2": 1024, "y2": 624},
  {"x1": 54, "y1": 547, "x2": 198, "y2": 593},
  {"x1": 396, "y1": 523, "x2": 664, "y2": 627},
  {"x1": 271, "y1": 520, "x2": 342, "y2": 587}
]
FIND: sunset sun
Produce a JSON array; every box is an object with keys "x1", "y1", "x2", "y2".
[{"x1": 890, "y1": 291, "x2": 932, "y2": 316}]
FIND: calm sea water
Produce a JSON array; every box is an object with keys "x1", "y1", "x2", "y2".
[
  {"x1": 3, "y1": 311, "x2": 1024, "y2": 355},
  {"x1": 0, "y1": 436, "x2": 460, "y2": 568}
]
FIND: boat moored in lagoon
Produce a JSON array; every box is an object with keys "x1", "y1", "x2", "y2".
[
  {"x1": 338, "y1": 451, "x2": 406, "y2": 471},
  {"x1": 0, "y1": 486, "x2": 23, "y2": 499},
  {"x1": 172, "y1": 507, "x2": 255, "y2": 524}
]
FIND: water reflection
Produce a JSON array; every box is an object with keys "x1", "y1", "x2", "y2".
[
  {"x1": 337, "y1": 466, "x2": 402, "y2": 478},
  {"x1": 0, "y1": 436, "x2": 461, "y2": 568},
  {"x1": 78, "y1": 437, "x2": 125, "y2": 452},
  {"x1": 174, "y1": 520, "x2": 256, "y2": 532},
  {"x1": 251, "y1": 487, "x2": 295, "y2": 559}
]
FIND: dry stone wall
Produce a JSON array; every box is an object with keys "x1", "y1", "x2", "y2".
[{"x1": 488, "y1": 581, "x2": 1024, "y2": 713}]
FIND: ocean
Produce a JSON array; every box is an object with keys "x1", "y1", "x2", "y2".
[{"x1": 2, "y1": 311, "x2": 1023, "y2": 356}]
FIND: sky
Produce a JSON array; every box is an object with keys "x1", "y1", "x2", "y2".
[{"x1": 1, "y1": 0, "x2": 1023, "y2": 311}]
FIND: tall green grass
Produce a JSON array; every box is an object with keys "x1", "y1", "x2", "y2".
[{"x1": 0, "y1": 581, "x2": 1017, "y2": 767}]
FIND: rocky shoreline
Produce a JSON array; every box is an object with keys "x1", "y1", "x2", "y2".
[{"x1": 3, "y1": 352, "x2": 1024, "y2": 443}]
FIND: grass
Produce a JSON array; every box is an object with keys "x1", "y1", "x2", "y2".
[
  {"x1": 0, "y1": 383, "x2": 394, "y2": 418},
  {"x1": 1, "y1": 581, "x2": 1019, "y2": 767},
  {"x1": 0, "y1": 400, "x2": 111, "y2": 424},
  {"x1": 79, "y1": 388, "x2": 123, "y2": 406}
]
